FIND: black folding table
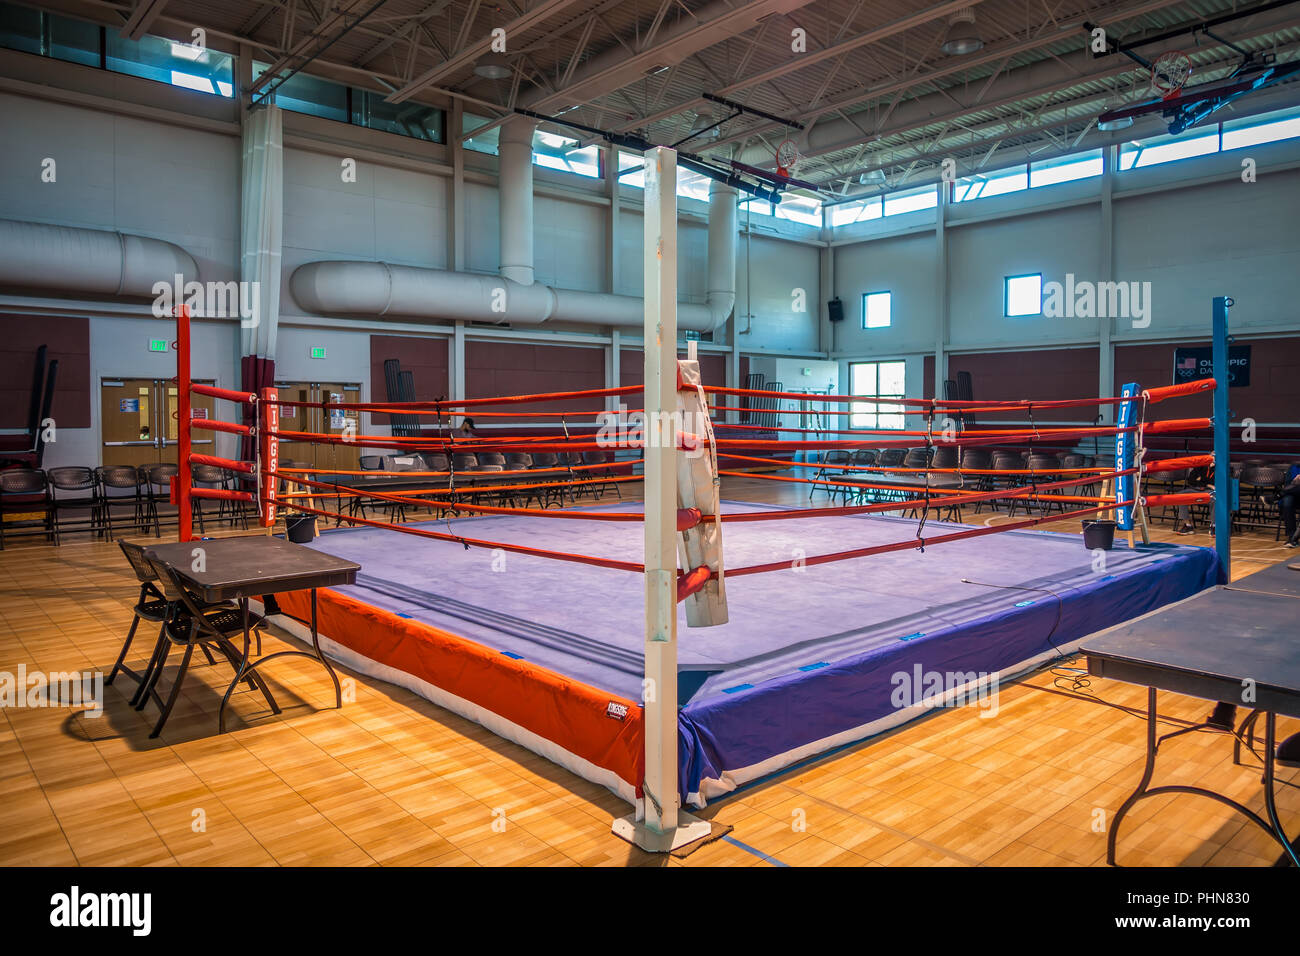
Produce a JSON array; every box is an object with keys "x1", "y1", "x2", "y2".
[
  {"x1": 1082, "y1": 561, "x2": 1300, "y2": 866},
  {"x1": 143, "y1": 536, "x2": 359, "y2": 733}
]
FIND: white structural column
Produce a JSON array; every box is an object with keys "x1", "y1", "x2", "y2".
[
  {"x1": 449, "y1": 99, "x2": 466, "y2": 273},
  {"x1": 819, "y1": 211, "x2": 834, "y2": 358},
  {"x1": 1098, "y1": 145, "x2": 1116, "y2": 425},
  {"x1": 239, "y1": 104, "x2": 284, "y2": 362},
  {"x1": 606, "y1": 152, "x2": 622, "y2": 416},
  {"x1": 449, "y1": 101, "x2": 466, "y2": 408},
  {"x1": 605, "y1": 143, "x2": 621, "y2": 294},
  {"x1": 613, "y1": 147, "x2": 709, "y2": 852},
  {"x1": 607, "y1": 328, "x2": 622, "y2": 416},
  {"x1": 934, "y1": 182, "x2": 949, "y2": 397}
]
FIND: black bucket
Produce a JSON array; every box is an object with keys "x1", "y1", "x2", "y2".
[
  {"x1": 1082, "y1": 518, "x2": 1115, "y2": 551},
  {"x1": 286, "y1": 514, "x2": 316, "y2": 544}
]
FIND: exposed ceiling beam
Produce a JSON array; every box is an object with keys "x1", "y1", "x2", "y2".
[
  {"x1": 459, "y1": 0, "x2": 819, "y2": 147},
  {"x1": 355, "y1": 0, "x2": 452, "y2": 67},
  {"x1": 611, "y1": 0, "x2": 982, "y2": 134},
  {"x1": 120, "y1": 0, "x2": 171, "y2": 40},
  {"x1": 705, "y1": 0, "x2": 1192, "y2": 153},
  {"x1": 248, "y1": 0, "x2": 388, "y2": 98},
  {"x1": 818, "y1": 44, "x2": 1300, "y2": 192},
  {"x1": 527, "y1": 0, "x2": 819, "y2": 113},
  {"x1": 386, "y1": 0, "x2": 586, "y2": 104},
  {"x1": 800, "y1": 6, "x2": 1300, "y2": 178}
]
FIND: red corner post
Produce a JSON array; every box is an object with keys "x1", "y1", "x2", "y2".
[
  {"x1": 176, "y1": 305, "x2": 193, "y2": 542},
  {"x1": 259, "y1": 386, "x2": 279, "y2": 530}
]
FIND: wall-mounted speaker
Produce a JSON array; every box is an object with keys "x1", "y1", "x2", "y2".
[{"x1": 827, "y1": 297, "x2": 844, "y2": 323}]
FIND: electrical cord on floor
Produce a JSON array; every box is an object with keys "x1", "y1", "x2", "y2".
[{"x1": 960, "y1": 577, "x2": 1066, "y2": 659}]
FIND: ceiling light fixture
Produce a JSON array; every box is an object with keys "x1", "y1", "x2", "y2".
[
  {"x1": 473, "y1": 52, "x2": 511, "y2": 80},
  {"x1": 941, "y1": 7, "x2": 983, "y2": 56}
]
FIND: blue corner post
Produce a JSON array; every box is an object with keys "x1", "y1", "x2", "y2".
[
  {"x1": 1115, "y1": 383, "x2": 1139, "y2": 533},
  {"x1": 1212, "y1": 296, "x2": 1232, "y2": 581}
]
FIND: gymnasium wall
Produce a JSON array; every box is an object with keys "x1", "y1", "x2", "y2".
[
  {"x1": 0, "y1": 314, "x2": 90, "y2": 429},
  {"x1": 466, "y1": 341, "x2": 606, "y2": 416}
]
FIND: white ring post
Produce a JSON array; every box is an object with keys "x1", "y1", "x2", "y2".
[{"x1": 612, "y1": 146, "x2": 710, "y2": 852}]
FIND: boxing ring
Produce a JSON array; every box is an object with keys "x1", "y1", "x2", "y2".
[
  {"x1": 167, "y1": 148, "x2": 1235, "y2": 851},
  {"x1": 170, "y1": 343, "x2": 1225, "y2": 810},
  {"x1": 264, "y1": 504, "x2": 1218, "y2": 806}
]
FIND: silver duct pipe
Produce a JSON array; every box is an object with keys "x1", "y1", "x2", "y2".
[
  {"x1": 706, "y1": 180, "x2": 737, "y2": 327},
  {"x1": 291, "y1": 160, "x2": 738, "y2": 332},
  {"x1": 291, "y1": 260, "x2": 727, "y2": 331},
  {"x1": 498, "y1": 116, "x2": 537, "y2": 286},
  {"x1": 0, "y1": 218, "x2": 198, "y2": 297}
]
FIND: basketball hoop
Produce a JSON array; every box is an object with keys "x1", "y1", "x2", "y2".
[
  {"x1": 1150, "y1": 51, "x2": 1192, "y2": 98},
  {"x1": 775, "y1": 138, "x2": 799, "y2": 177}
]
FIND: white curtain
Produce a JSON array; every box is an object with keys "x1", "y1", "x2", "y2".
[{"x1": 239, "y1": 105, "x2": 283, "y2": 360}]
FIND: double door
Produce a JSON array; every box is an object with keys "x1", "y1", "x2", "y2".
[
  {"x1": 275, "y1": 382, "x2": 362, "y2": 472},
  {"x1": 100, "y1": 378, "x2": 217, "y2": 469}
]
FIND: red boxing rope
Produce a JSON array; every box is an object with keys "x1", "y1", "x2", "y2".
[
  {"x1": 711, "y1": 425, "x2": 1131, "y2": 451},
  {"x1": 1143, "y1": 454, "x2": 1215, "y2": 474},
  {"x1": 274, "y1": 383, "x2": 643, "y2": 412},
  {"x1": 718, "y1": 451, "x2": 1109, "y2": 476},
  {"x1": 189, "y1": 453, "x2": 255, "y2": 474},
  {"x1": 1142, "y1": 379, "x2": 1216, "y2": 404},
  {"x1": 279, "y1": 470, "x2": 703, "y2": 528},
  {"x1": 705, "y1": 384, "x2": 1132, "y2": 410},
  {"x1": 192, "y1": 383, "x2": 259, "y2": 404},
  {"x1": 1142, "y1": 492, "x2": 1213, "y2": 506},
  {"x1": 723, "y1": 500, "x2": 1135, "y2": 578},
  {"x1": 191, "y1": 488, "x2": 254, "y2": 502},
  {"x1": 190, "y1": 419, "x2": 254, "y2": 436},
  {"x1": 1142, "y1": 417, "x2": 1213, "y2": 434},
  {"x1": 270, "y1": 498, "x2": 644, "y2": 573}
]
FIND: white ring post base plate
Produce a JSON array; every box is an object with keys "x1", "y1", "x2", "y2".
[{"x1": 611, "y1": 810, "x2": 712, "y2": 852}]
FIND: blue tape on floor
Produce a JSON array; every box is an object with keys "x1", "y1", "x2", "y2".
[{"x1": 722, "y1": 835, "x2": 789, "y2": 867}]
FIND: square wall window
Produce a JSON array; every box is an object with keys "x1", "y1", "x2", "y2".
[
  {"x1": 863, "y1": 291, "x2": 891, "y2": 329},
  {"x1": 849, "y1": 360, "x2": 907, "y2": 430},
  {"x1": 1005, "y1": 274, "x2": 1042, "y2": 317}
]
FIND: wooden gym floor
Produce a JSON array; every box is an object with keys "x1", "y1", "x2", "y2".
[{"x1": 1, "y1": 476, "x2": 1296, "y2": 867}]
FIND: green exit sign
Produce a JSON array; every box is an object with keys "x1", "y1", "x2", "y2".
[
  {"x1": 149, "y1": 339, "x2": 168, "y2": 352},
  {"x1": 310, "y1": 346, "x2": 327, "y2": 359}
]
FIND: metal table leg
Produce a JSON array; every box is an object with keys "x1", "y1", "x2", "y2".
[
  {"x1": 217, "y1": 590, "x2": 341, "y2": 733},
  {"x1": 1109, "y1": 688, "x2": 1297, "y2": 866}
]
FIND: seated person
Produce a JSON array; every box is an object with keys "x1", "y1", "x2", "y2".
[
  {"x1": 1174, "y1": 464, "x2": 1213, "y2": 536},
  {"x1": 1267, "y1": 464, "x2": 1300, "y2": 548}
]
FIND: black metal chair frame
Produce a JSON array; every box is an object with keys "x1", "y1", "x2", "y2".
[
  {"x1": 107, "y1": 540, "x2": 213, "y2": 712},
  {"x1": 46, "y1": 466, "x2": 100, "y2": 540},
  {"x1": 134, "y1": 559, "x2": 279, "y2": 739},
  {"x1": 0, "y1": 468, "x2": 56, "y2": 549},
  {"x1": 96, "y1": 466, "x2": 149, "y2": 540},
  {"x1": 140, "y1": 463, "x2": 179, "y2": 537}
]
